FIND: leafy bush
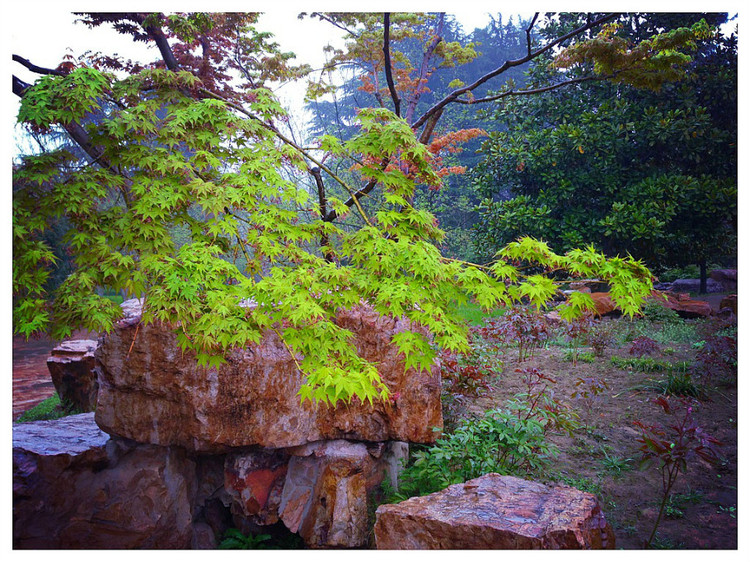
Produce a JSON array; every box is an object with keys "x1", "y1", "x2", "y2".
[
  {"x1": 641, "y1": 302, "x2": 681, "y2": 324},
  {"x1": 563, "y1": 349, "x2": 596, "y2": 363},
  {"x1": 640, "y1": 372, "x2": 705, "y2": 398},
  {"x1": 440, "y1": 344, "x2": 500, "y2": 430},
  {"x1": 391, "y1": 409, "x2": 558, "y2": 501},
  {"x1": 629, "y1": 336, "x2": 660, "y2": 357}
]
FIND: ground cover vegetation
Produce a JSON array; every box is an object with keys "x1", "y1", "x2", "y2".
[
  {"x1": 384, "y1": 310, "x2": 737, "y2": 549},
  {"x1": 12, "y1": 11, "x2": 737, "y2": 550}
]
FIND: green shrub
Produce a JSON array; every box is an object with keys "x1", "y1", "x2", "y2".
[
  {"x1": 611, "y1": 356, "x2": 690, "y2": 374},
  {"x1": 563, "y1": 349, "x2": 596, "y2": 363},
  {"x1": 391, "y1": 409, "x2": 558, "y2": 502},
  {"x1": 642, "y1": 303, "x2": 681, "y2": 324}
]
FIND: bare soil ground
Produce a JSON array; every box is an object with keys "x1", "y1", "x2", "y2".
[{"x1": 460, "y1": 316, "x2": 737, "y2": 549}]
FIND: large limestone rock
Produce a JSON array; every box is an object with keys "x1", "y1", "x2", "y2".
[
  {"x1": 13, "y1": 413, "x2": 219, "y2": 549},
  {"x1": 95, "y1": 299, "x2": 442, "y2": 453},
  {"x1": 670, "y1": 278, "x2": 724, "y2": 294},
  {"x1": 374, "y1": 474, "x2": 615, "y2": 549},
  {"x1": 46, "y1": 339, "x2": 99, "y2": 412}
]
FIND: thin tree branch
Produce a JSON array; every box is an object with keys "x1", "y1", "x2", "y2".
[
  {"x1": 382, "y1": 13, "x2": 401, "y2": 117},
  {"x1": 404, "y1": 13, "x2": 444, "y2": 125},
  {"x1": 411, "y1": 13, "x2": 619, "y2": 133},
  {"x1": 453, "y1": 73, "x2": 616, "y2": 104},
  {"x1": 13, "y1": 55, "x2": 67, "y2": 76},
  {"x1": 526, "y1": 13, "x2": 539, "y2": 55}
]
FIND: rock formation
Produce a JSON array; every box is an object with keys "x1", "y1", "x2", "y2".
[
  {"x1": 95, "y1": 300, "x2": 442, "y2": 452},
  {"x1": 46, "y1": 339, "x2": 98, "y2": 411},
  {"x1": 374, "y1": 474, "x2": 615, "y2": 549}
]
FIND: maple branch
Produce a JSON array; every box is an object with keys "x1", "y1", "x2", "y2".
[
  {"x1": 411, "y1": 13, "x2": 619, "y2": 134},
  {"x1": 404, "y1": 13, "x2": 444, "y2": 125},
  {"x1": 382, "y1": 13, "x2": 401, "y2": 117},
  {"x1": 308, "y1": 13, "x2": 360, "y2": 38},
  {"x1": 454, "y1": 73, "x2": 616, "y2": 104},
  {"x1": 136, "y1": 14, "x2": 180, "y2": 71}
]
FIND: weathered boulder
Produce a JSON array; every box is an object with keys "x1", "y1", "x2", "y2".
[
  {"x1": 374, "y1": 474, "x2": 615, "y2": 550},
  {"x1": 647, "y1": 291, "x2": 713, "y2": 319},
  {"x1": 719, "y1": 294, "x2": 737, "y2": 315},
  {"x1": 95, "y1": 299, "x2": 442, "y2": 453},
  {"x1": 669, "y1": 278, "x2": 724, "y2": 294},
  {"x1": 13, "y1": 413, "x2": 220, "y2": 549},
  {"x1": 709, "y1": 269, "x2": 737, "y2": 292},
  {"x1": 589, "y1": 292, "x2": 617, "y2": 317},
  {"x1": 46, "y1": 339, "x2": 99, "y2": 412},
  {"x1": 278, "y1": 440, "x2": 408, "y2": 548},
  {"x1": 225, "y1": 448, "x2": 290, "y2": 526}
]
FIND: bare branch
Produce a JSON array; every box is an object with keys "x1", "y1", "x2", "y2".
[
  {"x1": 13, "y1": 55, "x2": 67, "y2": 76},
  {"x1": 411, "y1": 13, "x2": 619, "y2": 134},
  {"x1": 308, "y1": 12, "x2": 360, "y2": 39},
  {"x1": 404, "y1": 13, "x2": 444, "y2": 125},
  {"x1": 526, "y1": 13, "x2": 539, "y2": 56},
  {"x1": 382, "y1": 13, "x2": 401, "y2": 117},
  {"x1": 454, "y1": 74, "x2": 616, "y2": 104}
]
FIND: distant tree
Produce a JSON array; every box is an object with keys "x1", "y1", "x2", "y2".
[{"x1": 472, "y1": 13, "x2": 735, "y2": 291}]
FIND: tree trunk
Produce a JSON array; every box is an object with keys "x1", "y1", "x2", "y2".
[{"x1": 699, "y1": 260, "x2": 707, "y2": 294}]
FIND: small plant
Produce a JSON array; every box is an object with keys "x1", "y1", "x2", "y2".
[
  {"x1": 440, "y1": 345, "x2": 500, "y2": 431},
  {"x1": 571, "y1": 376, "x2": 609, "y2": 414},
  {"x1": 480, "y1": 306, "x2": 550, "y2": 361},
  {"x1": 599, "y1": 447, "x2": 633, "y2": 476},
  {"x1": 218, "y1": 530, "x2": 273, "y2": 550},
  {"x1": 717, "y1": 505, "x2": 736, "y2": 519},
  {"x1": 629, "y1": 336, "x2": 660, "y2": 357},
  {"x1": 642, "y1": 372, "x2": 704, "y2": 398},
  {"x1": 634, "y1": 396, "x2": 723, "y2": 548},
  {"x1": 693, "y1": 335, "x2": 737, "y2": 385},
  {"x1": 663, "y1": 347, "x2": 676, "y2": 355},
  {"x1": 664, "y1": 498, "x2": 684, "y2": 519},
  {"x1": 586, "y1": 320, "x2": 616, "y2": 356},
  {"x1": 509, "y1": 367, "x2": 580, "y2": 436},
  {"x1": 563, "y1": 349, "x2": 595, "y2": 363}
]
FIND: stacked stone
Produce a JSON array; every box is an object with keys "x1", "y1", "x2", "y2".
[{"x1": 13, "y1": 299, "x2": 441, "y2": 549}]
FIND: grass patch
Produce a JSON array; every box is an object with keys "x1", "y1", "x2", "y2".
[
  {"x1": 15, "y1": 394, "x2": 79, "y2": 423},
  {"x1": 611, "y1": 356, "x2": 690, "y2": 373},
  {"x1": 453, "y1": 301, "x2": 505, "y2": 326},
  {"x1": 103, "y1": 294, "x2": 124, "y2": 305}
]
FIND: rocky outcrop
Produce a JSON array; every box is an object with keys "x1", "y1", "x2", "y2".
[
  {"x1": 589, "y1": 292, "x2": 617, "y2": 317},
  {"x1": 374, "y1": 474, "x2": 615, "y2": 549},
  {"x1": 710, "y1": 269, "x2": 737, "y2": 292},
  {"x1": 13, "y1": 413, "x2": 224, "y2": 549},
  {"x1": 669, "y1": 278, "x2": 724, "y2": 294},
  {"x1": 278, "y1": 440, "x2": 408, "y2": 548},
  {"x1": 648, "y1": 291, "x2": 713, "y2": 318},
  {"x1": 46, "y1": 339, "x2": 99, "y2": 411},
  {"x1": 95, "y1": 299, "x2": 442, "y2": 453}
]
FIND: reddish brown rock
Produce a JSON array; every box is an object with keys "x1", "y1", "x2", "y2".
[
  {"x1": 46, "y1": 339, "x2": 99, "y2": 412},
  {"x1": 13, "y1": 413, "x2": 217, "y2": 549},
  {"x1": 95, "y1": 299, "x2": 442, "y2": 453},
  {"x1": 589, "y1": 292, "x2": 617, "y2": 317},
  {"x1": 374, "y1": 474, "x2": 615, "y2": 549},
  {"x1": 225, "y1": 449, "x2": 289, "y2": 526},
  {"x1": 719, "y1": 294, "x2": 737, "y2": 315},
  {"x1": 279, "y1": 440, "x2": 408, "y2": 548},
  {"x1": 647, "y1": 291, "x2": 713, "y2": 319}
]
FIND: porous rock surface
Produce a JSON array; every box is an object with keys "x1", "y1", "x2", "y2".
[
  {"x1": 374, "y1": 474, "x2": 615, "y2": 550},
  {"x1": 95, "y1": 299, "x2": 442, "y2": 452},
  {"x1": 13, "y1": 413, "x2": 215, "y2": 549},
  {"x1": 46, "y1": 339, "x2": 99, "y2": 411}
]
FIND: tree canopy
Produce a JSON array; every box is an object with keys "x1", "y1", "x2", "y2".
[{"x1": 14, "y1": 11, "x2": 722, "y2": 404}]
